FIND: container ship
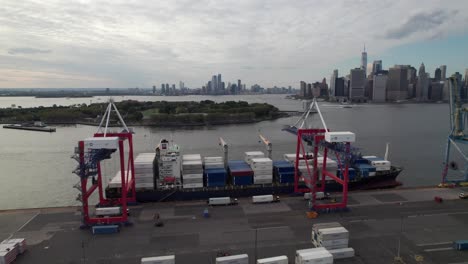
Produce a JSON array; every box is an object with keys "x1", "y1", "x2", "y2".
[{"x1": 106, "y1": 139, "x2": 402, "y2": 202}]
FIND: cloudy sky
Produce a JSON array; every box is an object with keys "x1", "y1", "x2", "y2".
[{"x1": 1, "y1": 0, "x2": 468, "y2": 88}]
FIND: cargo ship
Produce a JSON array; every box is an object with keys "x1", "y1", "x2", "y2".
[{"x1": 106, "y1": 138, "x2": 402, "y2": 202}]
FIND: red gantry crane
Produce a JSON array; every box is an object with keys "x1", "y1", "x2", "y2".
[
  {"x1": 72, "y1": 99, "x2": 135, "y2": 228},
  {"x1": 284, "y1": 98, "x2": 355, "y2": 212}
]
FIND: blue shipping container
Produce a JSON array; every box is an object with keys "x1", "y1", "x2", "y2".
[
  {"x1": 454, "y1": 240, "x2": 468, "y2": 250},
  {"x1": 233, "y1": 176, "x2": 253, "y2": 185},
  {"x1": 92, "y1": 225, "x2": 119, "y2": 235}
]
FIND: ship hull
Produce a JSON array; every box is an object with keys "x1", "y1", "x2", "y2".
[{"x1": 131, "y1": 167, "x2": 402, "y2": 202}]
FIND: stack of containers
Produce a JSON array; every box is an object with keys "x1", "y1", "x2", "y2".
[
  {"x1": 245, "y1": 151, "x2": 265, "y2": 164},
  {"x1": 250, "y1": 157, "x2": 273, "y2": 184},
  {"x1": 273, "y1": 160, "x2": 295, "y2": 183},
  {"x1": 205, "y1": 167, "x2": 227, "y2": 187},
  {"x1": 182, "y1": 154, "x2": 203, "y2": 188},
  {"x1": 0, "y1": 238, "x2": 27, "y2": 264},
  {"x1": 158, "y1": 154, "x2": 181, "y2": 185},
  {"x1": 295, "y1": 248, "x2": 333, "y2": 264},
  {"x1": 362, "y1": 156, "x2": 391, "y2": 172},
  {"x1": 134, "y1": 153, "x2": 156, "y2": 190},
  {"x1": 311, "y1": 222, "x2": 354, "y2": 258},
  {"x1": 354, "y1": 163, "x2": 377, "y2": 178},
  {"x1": 336, "y1": 168, "x2": 356, "y2": 181},
  {"x1": 204, "y1": 157, "x2": 224, "y2": 169},
  {"x1": 228, "y1": 160, "x2": 254, "y2": 186}
]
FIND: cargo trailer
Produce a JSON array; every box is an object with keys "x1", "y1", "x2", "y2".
[
  {"x1": 252, "y1": 194, "x2": 280, "y2": 204},
  {"x1": 208, "y1": 197, "x2": 238, "y2": 206}
]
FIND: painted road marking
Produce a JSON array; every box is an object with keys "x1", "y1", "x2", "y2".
[
  {"x1": 416, "y1": 241, "x2": 452, "y2": 247},
  {"x1": 424, "y1": 247, "x2": 453, "y2": 252}
]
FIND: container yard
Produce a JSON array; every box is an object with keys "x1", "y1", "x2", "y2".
[{"x1": 2, "y1": 187, "x2": 468, "y2": 263}]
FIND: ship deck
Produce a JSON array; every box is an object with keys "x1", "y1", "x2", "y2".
[{"x1": 1, "y1": 187, "x2": 468, "y2": 263}]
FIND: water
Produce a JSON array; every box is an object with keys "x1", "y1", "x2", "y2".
[{"x1": 0, "y1": 95, "x2": 449, "y2": 210}]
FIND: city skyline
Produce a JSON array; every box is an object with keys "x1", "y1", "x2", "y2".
[{"x1": 1, "y1": 1, "x2": 468, "y2": 88}]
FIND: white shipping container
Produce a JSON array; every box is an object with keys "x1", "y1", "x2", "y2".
[
  {"x1": 245, "y1": 151, "x2": 265, "y2": 157},
  {"x1": 328, "y1": 248, "x2": 355, "y2": 259},
  {"x1": 257, "y1": 255, "x2": 288, "y2": 264},
  {"x1": 216, "y1": 254, "x2": 249, "y2": 264},
  {"x1": 254, "y1": 179, "x2": 273, "y2": 184},
  {"x1": 204, "y1": 156, "x2": 224, "y2": 162},
  {"x1": 182, "y1": 154, "x2": 202, "y2": 161},
  {"x1": 209, "y1": 197, "x2": 232, "y2": 205},
  {"x1": 251, "y1": 157, "x2": 273, "y2": 164},
  {"x1": 324, "y1": 131, "x2": 355, "y2": 143},
  {"x1": 319, "y1": 238, "x2": 348, "y2": 248},
  {"x1": 95, "y1": 207, "x2": 121, "y2": 216},
  {"x1": 318, "y1": 227, "x2": 349, "y2": 240},
  {"x1": 295, "y1": 248, "x2": 328, "y2": 264},
  {"x1": 253, "y1": 174, "x2": 273, "y2": 180},
  {"x1": 182, "y1": 178, "x2": 203, "y2": 184},
  {"x1": 182, "y1": 183, "x2": 203, "y2": 189},
  {"x1": 84, "y1": 137, "x2": 119, "y2": 150},
  {"x1": 252, "y1": 195, "x2": 274, "y2": 203},
  {"x1": 141, "y1": 255, "x2": 175, "y2": 264},
  {"x1": 182, "y1": 173, "x2": 203, "y2": 179}
]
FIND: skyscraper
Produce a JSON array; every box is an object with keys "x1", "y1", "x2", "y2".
[
  {"x1": 434, "y1": 68, "x2": 441, "y2": 81},
  {"x1": 300, "y1": 81, "x2": 306, "y2": 97},
  {"x1": 387, "y1": 65, "x2": 409, "y2": 101},
  {"x1": 237, "y1": 80, "x2": 242, "y2": 94},
  {"x1": 361, "y1": 45, "x2": 367, "y2": 76},
  {"x1": 416, "y1": 63, "x2": 428, "y2": 101},
  {"x1": 212, "y1": 75, "x2": 217, "y2": 94},
  {"x1": 330, "y1": 69, "x2": 338, "y2": 98},
  {"x1": 217, "y1": 74, "x2": 222, "y2": 93},
  {"x1": 440, "y1": 65, "x2": 447, "y2": 81},
  {"x1": 153, "y1": 85, "x2": 156, "y2": 94},
  {"x1": 372, "y1": 60, "x2": 382, "y2": 75},
  {"x1": 334, "y1": 77, "x2": 345, "y2": 97},
  {"x1": 373, "y1": 71, "x2": 388, "y2": 102},
  {"x1": 350, "y1": 68, "x2": 366, "y2": 100}
]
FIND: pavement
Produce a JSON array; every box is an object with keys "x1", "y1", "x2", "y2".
[{"x1": 1, "y1": 187, "x2": 468, "y2": 264}]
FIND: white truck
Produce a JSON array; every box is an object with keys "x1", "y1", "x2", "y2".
[
  {"x1": 252, "y1": 195, "x2": 280, "y2": 204},
  {"x1": 208, "y1": 197, "x2": 238, "y2": 206}
]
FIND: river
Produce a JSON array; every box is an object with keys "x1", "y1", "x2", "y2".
[{"x1": 0, "y1": 95, "x2": 450, "y2": 210}]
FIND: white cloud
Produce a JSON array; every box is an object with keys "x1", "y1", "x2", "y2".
[{"x1": 0, "y1": 0, "x2": 467, "y2": 88}]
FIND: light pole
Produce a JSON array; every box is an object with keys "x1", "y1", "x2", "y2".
[{"x1": 394, "y1": 216, "x2": 404, "y2": 263}]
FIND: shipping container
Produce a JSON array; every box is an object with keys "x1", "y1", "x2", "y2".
[
  {"x1": 298, "y1": 250, "x2": 333, "y2": 264},
  {"x1": 182, "y1": 154, "x2": 202, "y2": 161},
  {"x1": 295, "y1": 248, "x2": 327, "y2": 263},
  {"x1": 91, "y1": 225, "x2": 119, "y2": 234},
  {"x1": 328, "y1": 247, "x2": 355, "y2": 259},
  {"x1": 319, "y1": 238, "x2": 348, "y2": 248},
  {"x1": 84, "y1": 137, "x2": 119, "y2": 150},
  {"x1": 318, "y1": 227, "x2": 349, "y2": 240},
  {"x1": 95, "y1": 207, "x2": 122, "y2": 217},
  {"x1": 252, "y1": 194, "x2": 277, "y2": 203},
  {"x1": 216, "y1": 254, "x2": 249, "y2": 264},
  {"x1": 141, "y1": 255, "x2": 175, "y2": 264},
  {"x1": 208, "y1": 197, "x2": 237, "y2": 205},
  {"x1": 453, "y1": 240, "x2": 468, "y2": 250},
  {"x1": 257, "y1": 255, "x2": 288, "y2": 264},
  {"x1": 324, "y1": 131, "x2": 355, "y2": 143}
]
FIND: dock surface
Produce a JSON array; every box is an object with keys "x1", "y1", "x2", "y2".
[{"x1": 1, "y1": 187, "x2": 468, "y2": 263}]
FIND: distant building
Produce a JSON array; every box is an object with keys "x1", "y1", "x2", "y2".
[
  {"x1": 407, "y1": 66, "x2": 417, "y2": 98},
  {"x1": 350, "y1": 68, "x2": 366, "y2": 100},
  {"x1": 330, "y1": 70, "x2": 338, "y2": 97},
  {"x1": 440, "y1": 65, "x2": 447, "y2": 81},
  {"x1": 153, "y1": 85, "x2": 156, "y2": 94},
  {"x1": 361, "y1": 46, "x2": 367, "y2": 76},
  {"x1": 416, "y1": 63, "x2": 428, "y2": 101},
  {"x1": 307, "y1": 83, "x2": 313, "y2": 98},
  {"x1": 300, "y1": 81, "x2": 307, "y2": 97},
  {"x1": 434, "y1": 68, "x2": 441, "y2": 81},
  {"x1": 312, "y1": 82, "x2": 321, "y2": 98},
  {"x1": 320, "y1": 78, "x2": 328, "y2": 97},
  {"x1": 334, "y1": 77, "x2": 345, "y2": 97},
  {"x1": 373, "y1": 71, "x2": 388, "y2": 102},
  {"x1": 237, "y1": 80, "x2": 242, "y2": 94},
  {"x1": 429, "y1": 81, "x2": 443, "y2": 101},
  {"x1": 372, "y1": 60, "x2": 382, "y2": 75},
  {"x1": 365, "y1": 79, "x2": 373, "y2": 99},
  {"x1": 387, "y1": 65, "x2": 409, "y2": 101}
]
